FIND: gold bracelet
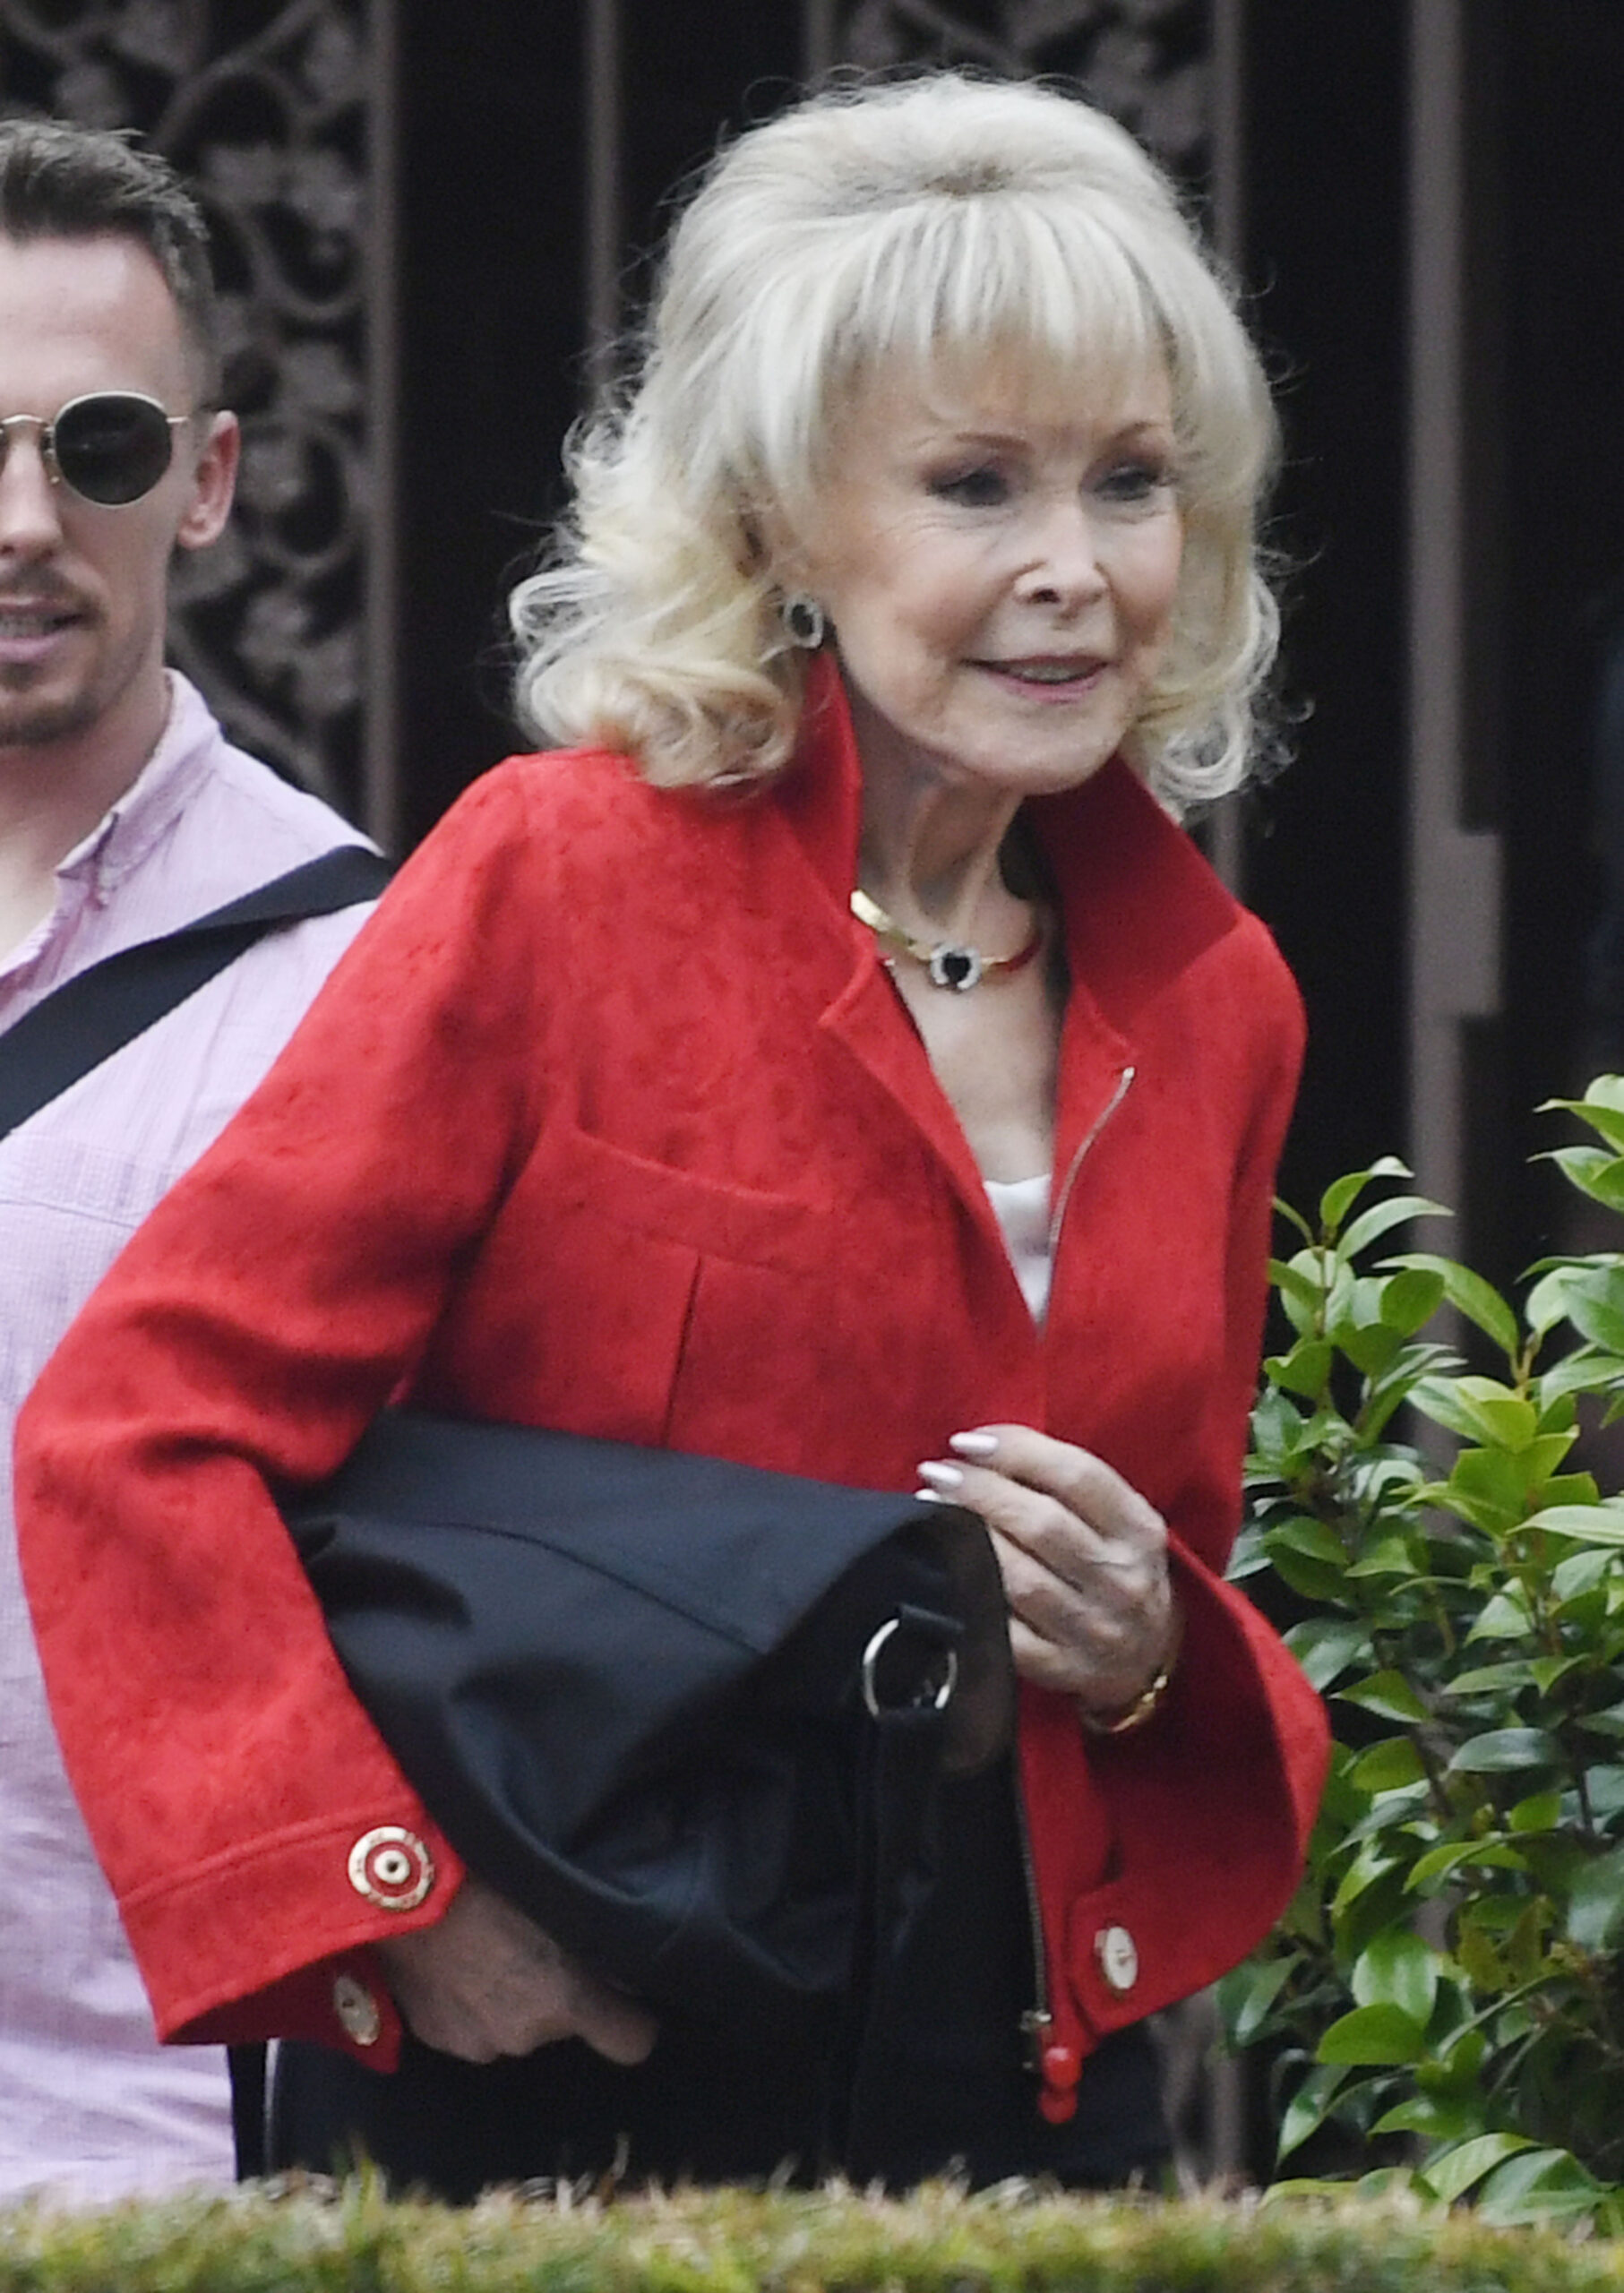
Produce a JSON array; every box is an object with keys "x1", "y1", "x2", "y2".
[{"x1": 1077, "y1": 1652, "x2": 1176, "y2": 1739}]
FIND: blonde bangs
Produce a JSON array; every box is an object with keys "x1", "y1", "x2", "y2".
[{"x1": 514, "y1": 72, "x2": 1283, "y2": 804}]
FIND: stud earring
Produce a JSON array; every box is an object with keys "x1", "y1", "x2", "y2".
[{"x1": 782, "y1": 593, "x2": 826, "y2": 649}]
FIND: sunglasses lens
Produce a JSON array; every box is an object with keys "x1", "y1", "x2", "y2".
[{"x1": 54, "y1": 394, "x2": 175, "y2": 504}]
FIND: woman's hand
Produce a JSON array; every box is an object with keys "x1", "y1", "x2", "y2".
[
  {"x1": 374, "y1": 1873, "x2": 658, "y2": 2065},
  {"x1": 916, "y1": 1424, "x2": 1177, "y2": 1719}
]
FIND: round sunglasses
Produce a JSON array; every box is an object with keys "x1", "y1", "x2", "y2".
[{"x1": 0, "y1": 391, "x2": 195, "y2": 508}]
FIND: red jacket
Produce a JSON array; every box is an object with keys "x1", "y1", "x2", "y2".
[{"x1": 15, "y1": 661, "x2": 1328, "y2": 2123}]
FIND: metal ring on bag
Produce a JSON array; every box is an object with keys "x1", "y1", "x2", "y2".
[{"x1": 861, "y1": 1613, "x2": 958, "y2": 1717}]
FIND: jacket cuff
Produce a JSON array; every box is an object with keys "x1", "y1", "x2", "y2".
[
  {"x1": 121, "y1": 1805, "x2": 463, "y2": 2057},
  {"x1": 1026, "y1": 1541, "x2": 1329, "y2": 2065}
]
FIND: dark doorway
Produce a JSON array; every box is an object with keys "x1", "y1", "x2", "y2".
[
  {"x1": 1494, "y1": 0, "x2": 1624, "y2": 1284},
  {"x1": 394, "y1": 2, "x2": 804, "y2": 846}
]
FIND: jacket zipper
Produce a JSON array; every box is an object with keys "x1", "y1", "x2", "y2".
[
  {"x1": 1018, "y1": 1059, "x2": 1136, "y2": 2118},
  {"x1": 1015, "y1": 1774, "x2": 1053, "y2": 2072},
  {"x1": 1046, "y1": 1061, "x2": 1136, "y2": 1258}
]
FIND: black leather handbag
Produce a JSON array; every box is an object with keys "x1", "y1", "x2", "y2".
[{"x1": 281, "y1": 1409, "x2": 1014, "y2": 2043}]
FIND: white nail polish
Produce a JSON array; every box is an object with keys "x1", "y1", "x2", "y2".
[
  {"x1": 913, "y1": 1487, "x2": 949, "y2": 1505},
  {"x1": 916, "y1": 1459, "x2": 965, "y2": 1490},
  {"x1": 949, "y1": 1430, "x2": 999, "y2": 1459}
]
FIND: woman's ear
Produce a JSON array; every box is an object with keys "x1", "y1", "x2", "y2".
[{"x1": 175, "y1": 408, "x2": 240, "y2": 552}]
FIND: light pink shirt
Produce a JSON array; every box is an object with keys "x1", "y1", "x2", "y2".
[{"x1": 0, "y1": 674, "x2": 376, "y2": 2203}]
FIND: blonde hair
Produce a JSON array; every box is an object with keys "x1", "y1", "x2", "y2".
[{"x1": 511, "y1": 72, "x2": 1281, "y2": 811}]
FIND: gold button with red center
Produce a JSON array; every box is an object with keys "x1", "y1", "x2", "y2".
[{"x1": 348, "y1": 1825, "x2": 434, "y2": 1911}]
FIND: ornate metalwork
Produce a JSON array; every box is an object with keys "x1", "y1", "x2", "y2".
[
  {"x1": 0, "y1": 0, "x2": 382, "y2": 822},
  {"x1": 835, "y1": 0, "x2": 1211, "y2": 170}
]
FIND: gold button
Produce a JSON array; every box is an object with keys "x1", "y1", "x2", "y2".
[
  {"x1": 348, "y1": 1825, "x2": 434, "y2": 1911},
  {"x1": 1096, "y1": 1923, "x2": 1139, "y2": 1994},
  {"x1": 332, "y1": 1971, "x2": 382, "y2": 2047}
]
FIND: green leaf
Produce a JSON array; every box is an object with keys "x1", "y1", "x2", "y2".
[
  {"x1": 1338, "y1": 1321, "x2": 1404, "y2": 1379},
  {"x1": 1564, "y1": 1842, "x2": 1624, "y2": 1954},
  {"x1": 1215, "y1": 1954, "x2": 1293, "y2": 2048},
  {"x1": 1528, "y1": 1259, "x2": 1624, "y2": 1347},
  {"x1": 1383, "y1": 1255, "x2": 1521, "y2": 1358},
  {"x1": 1276, "y1": 2062, "x2": 1351, "y2": 2161},
  {"x1": 1410, "y1": 1839, "x2": 1527, "y2": 1890},
  {"x1": 1536, "y1": 1350, "x2": 1624, "y2": 1407},
  {"x1": 1270, "y1": 1253, "x2": 1323, "y2": 1336},
  {"x1": 1546, "y1": 1143, "x2": 1624, "y2": 1214},
  {"x1": 1442, "y1": 1660, "x2": 1540, "y2": 1697},
  {"x1": 1377, "y1": 1263, "x2": 1448, "y2": 1335},
  {"x1": 1438, "y1": 1446, "x2": 1532, "y2": 1533},
  {"x1": 1523, "y1": 1499, "x2": 1624, "y2": 1548},
  {"x1": 1527, "y1": 1262, "x2": 1600, "y2": 1339},
  {"x1": 1261, "y1": 1515, "x2": 1347, "y2": 1567},
  {"x1": 1455, "y1": 1918, "x2": 1507, "y2": 1990},
  {"x1": 1562, "y1": 1285, "x2": 1624, "y2": 1355},
  {"x1": 1508, "y1": 1791, "x2": 1563, "y2": 1834},
  {"x1": 1340, "y1": 1195, "x2": 1452, "y2": 1259},
  {"x1": 1283, "y1": 1615, "x2": 1371, "y2": 1692},
  {"x1": 1348, "y1": 1737, "x2": 1426, "y2": 1794},
  {"x1": 1448, "y1": 1727, "x2": 1561, "y2": 1773},
  {"x1": 1519, "y1": 1430, "x2": 1581, "y2": 1488},
  {"x1": 1476, "y1": 2149, "x2": 1602, "y2": 2227},
  {"x1": 1416, "y1": 2131, "x2": 1535, "y2": 2204},
  {"x1": 1543, "y1": 1079, "x2": 1624, "y2": 1149},
  {"x1": 1344, "y1": 1534, "x2": 1419, "y2": 1583},
  {"x1": 1406, "y1": 1842, "x2": 1488, "y2": 1893},
  {"x1": 1320, "y1": 1158, "x2": 1413, "y2": 1238},
  {"x1": 1432, "y1": 2025, "x2": 1489, "y2": 2089},
  {"x1": 1331, "y1": 1837, "x2": 1404, "y2": 1915},
  {"x1": 1351, "y1": 1929, "x2": 1439, "y2": 2026},
  {"x1": 1553, "y1": 1548, "x2": 1615, "y2": 1602},
  {"x1": 1467, "y1": 1587, "x2": 1536, "y2": 1640},
  {"x1": 1454, "y1": 1379, "x2": 1540, "y2": 1450},
  {"x1": 1371, "y1": 2093, "x2": 1486, "y2": 2143},
  {"x1": 1260, "y1": 1515, "x2": 1352, "y2": 1602},
  {"x1": 1316, "y1": 2001, "x2": 1427, "y2": 2065},
  {"x1": 1407, "y1": 1377, "x2": 1497, "y2": 1444},
  {"x1": 1527, "y1": 1653, "x2": 1586, "y2": 1693},
  {"x1": 1337, "y1": 1670, "x2": 1431, "y2": 1724},
  {"x1": 1264, "y1": 1337, "x2": 1335, "y2": 1398}
]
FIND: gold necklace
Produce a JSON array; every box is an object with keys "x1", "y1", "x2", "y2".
[{"x1": 850, "y1": 887, "x2": 1044, "y2": 992}]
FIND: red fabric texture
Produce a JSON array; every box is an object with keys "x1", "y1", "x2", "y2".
[{"x1": 14, "y1": 657, "x2": 1328, "y2": 2091}]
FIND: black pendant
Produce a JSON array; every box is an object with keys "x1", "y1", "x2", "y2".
[{"x1": 928, "y1": 944, "x2": 984, "y2": 992}]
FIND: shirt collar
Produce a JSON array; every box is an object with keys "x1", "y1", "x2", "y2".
[{"x1": 55, "y1": 672, "x2": 220, "y2": 910}]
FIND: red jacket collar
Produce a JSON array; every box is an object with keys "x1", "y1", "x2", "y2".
[{"x1": 776, "y1": 648, "x2": 1250, "y2": 1037}]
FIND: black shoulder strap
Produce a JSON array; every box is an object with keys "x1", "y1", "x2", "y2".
[{"x1": 0, "y1": 843, "x2": 391, "y2": 1146}]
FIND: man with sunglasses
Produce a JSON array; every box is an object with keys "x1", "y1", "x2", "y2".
[{"x1": 0, "y1": 117, "x2": 380, "y2": 2203}]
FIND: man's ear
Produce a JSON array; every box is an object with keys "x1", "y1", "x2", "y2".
[{"x1": 175, "y1": 409, "x2": 240, "y2": 551}]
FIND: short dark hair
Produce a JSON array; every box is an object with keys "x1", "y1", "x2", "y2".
[{"x1": 0, "y1": 116, "x2": 222, "y2": 400}]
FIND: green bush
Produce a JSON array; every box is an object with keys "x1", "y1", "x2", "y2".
[
  {"x1": 4, "y1": 2181, "x2": 1624, "y2": 2293},
  {"x1": 1220, "y1": 1079, "x2": 1624, "y2": 2231}
]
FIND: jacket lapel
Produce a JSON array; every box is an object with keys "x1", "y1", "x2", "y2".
[{"x1": 768, "y1": 657, "x2": 1251, "y2": 1224}]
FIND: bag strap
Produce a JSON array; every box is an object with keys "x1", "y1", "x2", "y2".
[{"x1": 0, "y1": 843, "x2": 391, "y2": 1146}]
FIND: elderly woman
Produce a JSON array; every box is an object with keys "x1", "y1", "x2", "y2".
[{"x1": 16, "y1": 73, "x2": 1328, "y2": 2197}]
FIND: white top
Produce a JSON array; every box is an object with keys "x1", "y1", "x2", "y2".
[
  {"x1": 0, "y1": 674, "x2": 375, "y2": 2203},
  {"x1": 984, "y1": 1172, "x2": 1053, "y2": 1324}
]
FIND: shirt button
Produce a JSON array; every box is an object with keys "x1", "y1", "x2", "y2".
[
  {"x1": 332, "y1": 1971, "x2": 382, "y2": 2047},
  {"x1": 1096, "y1": 1923, "x2": 1139, "y2": 1994},
  {"x1": 348, "y1": 1825, "x2": 434, "y2": 1911}
]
